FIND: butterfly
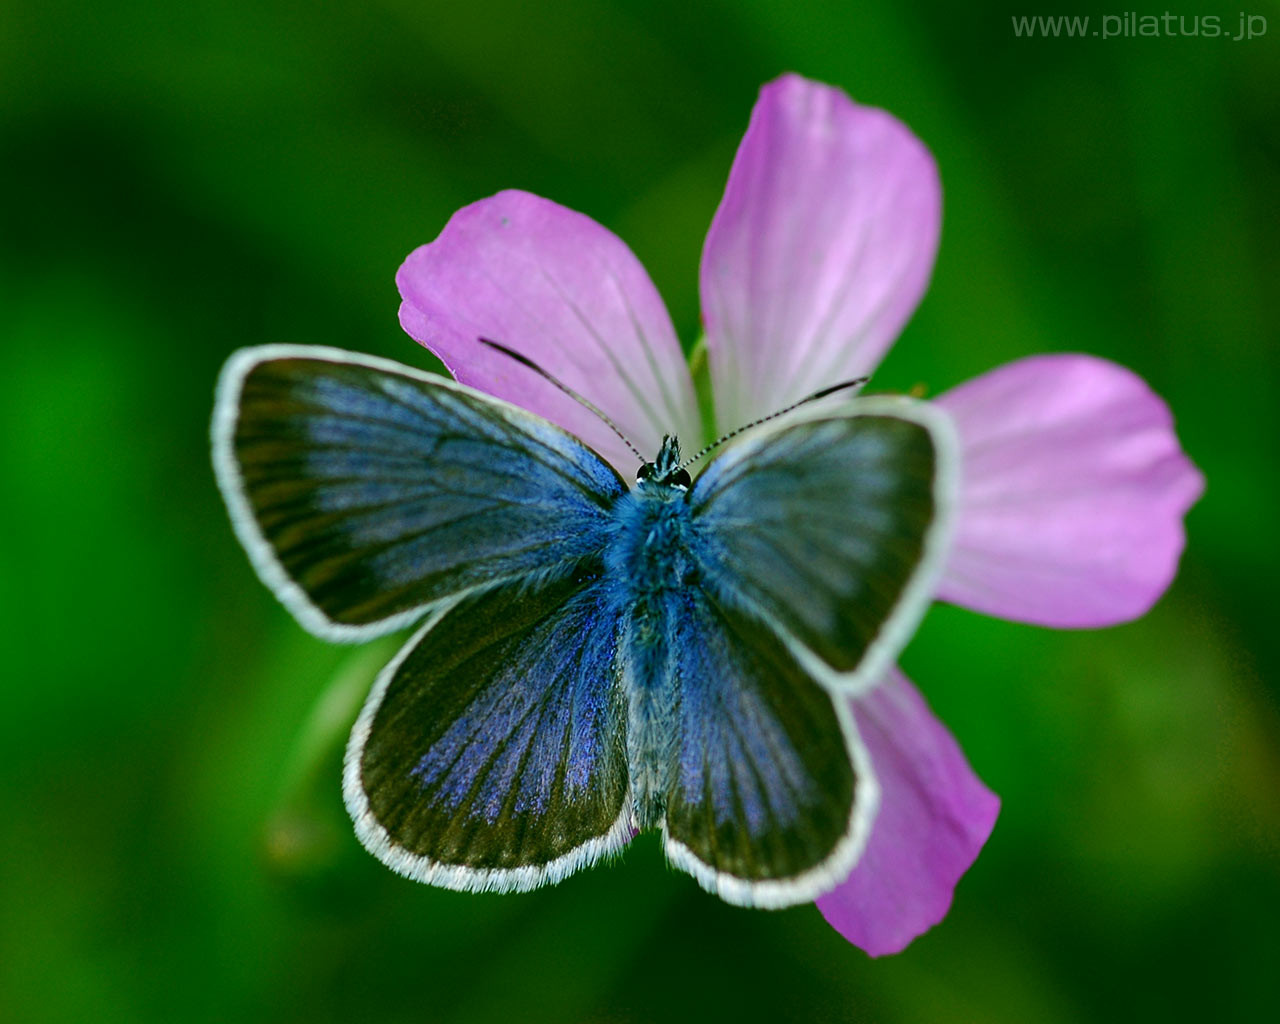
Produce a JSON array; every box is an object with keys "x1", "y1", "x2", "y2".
[{"x1": 211, "y1": 344, "x2": 957, "y2": 907}]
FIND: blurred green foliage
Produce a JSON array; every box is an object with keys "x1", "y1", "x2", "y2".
[{"x1": 2, "y1": 1, "x2": 1277, "y2": 1021}]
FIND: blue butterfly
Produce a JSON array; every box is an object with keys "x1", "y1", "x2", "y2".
[{"x1": 211, "y1": 345, "x2": 956, "y2": 907}]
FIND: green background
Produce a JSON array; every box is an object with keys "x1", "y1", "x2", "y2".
[{"x1": 2, "y1": 1, "x2": 1277, "y2": 1021}]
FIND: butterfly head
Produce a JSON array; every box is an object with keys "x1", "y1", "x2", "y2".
[{"x1": 636, "y1": 435, "x2": 691, "y2": 490}]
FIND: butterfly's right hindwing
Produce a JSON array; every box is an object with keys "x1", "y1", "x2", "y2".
[
  {"x1": 212, "y1": 346, "x2": 627, "y2": 640},
  {"x1": 656, "y1": 585, "x2": 873, "y2": 908}
]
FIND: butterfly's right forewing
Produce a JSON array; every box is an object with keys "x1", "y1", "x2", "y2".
[{"x1": 688, "y1": 399, "x2": 956, "y2": 692}]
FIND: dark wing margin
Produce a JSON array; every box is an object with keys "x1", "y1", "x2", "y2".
[
  {"x1": 659, "y1": 587, "x2": 876, "y2": 908},
  {"x1": 344, "y1": 573, "x2": 633, "y2": 890},
  {"x1": 688, "y1": 398, "x2": 957, "y2": 692},
  {"x1": 211, "y1": 345, "x2": 626, "y2": 641}
]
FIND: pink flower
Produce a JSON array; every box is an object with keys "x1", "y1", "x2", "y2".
[{"x1": 394, "y1": 74, "x2": 1203, "y2": 955}]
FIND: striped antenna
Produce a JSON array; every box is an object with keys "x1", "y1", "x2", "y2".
[
  {"x1": 478, "y1": 338, "x2": 646, "y2": 464},
  {"x1": 677, "y1": 376, "x2": 870, "y2": 472}
]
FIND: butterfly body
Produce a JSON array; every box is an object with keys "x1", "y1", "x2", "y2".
[
  {"x1": 212, "y1": 346, "x2": 957, "y2": 907},
  {"x1": 601, "y1": 445, "x2": 701, "y2": 830}
]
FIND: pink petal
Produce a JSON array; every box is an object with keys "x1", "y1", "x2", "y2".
[
  {"x1": 934, "y1": 355, "x2": 1205, "y2": 628},
  {"x1": 699, "y1": 74, "x2": 941, "y2": 433},
  {"x1": 397, "y1": 190, "x2": 700, "y2": 474},
  {"x1": 817, "y1": 669, "x2": 999, "y2": 957}
]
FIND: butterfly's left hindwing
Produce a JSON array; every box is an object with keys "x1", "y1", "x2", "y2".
[
  {"x1": 345, "y1": 573, "x2": 633, "y2": 890},
  {"x1": 212, "y1": 346, "x2": 626, "y2": 641}
]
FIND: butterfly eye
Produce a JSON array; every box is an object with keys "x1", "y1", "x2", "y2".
[
  {"x1": 636, "y1": 463, "x2": 654, "y2": 481},
  {"x1": 670, "y1": 468, "x2": 691, "y2": 488}
]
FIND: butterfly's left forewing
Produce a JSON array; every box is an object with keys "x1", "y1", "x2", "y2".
[{"x1": 212, "y1": 345, "x2": 626, "y2": 641}]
